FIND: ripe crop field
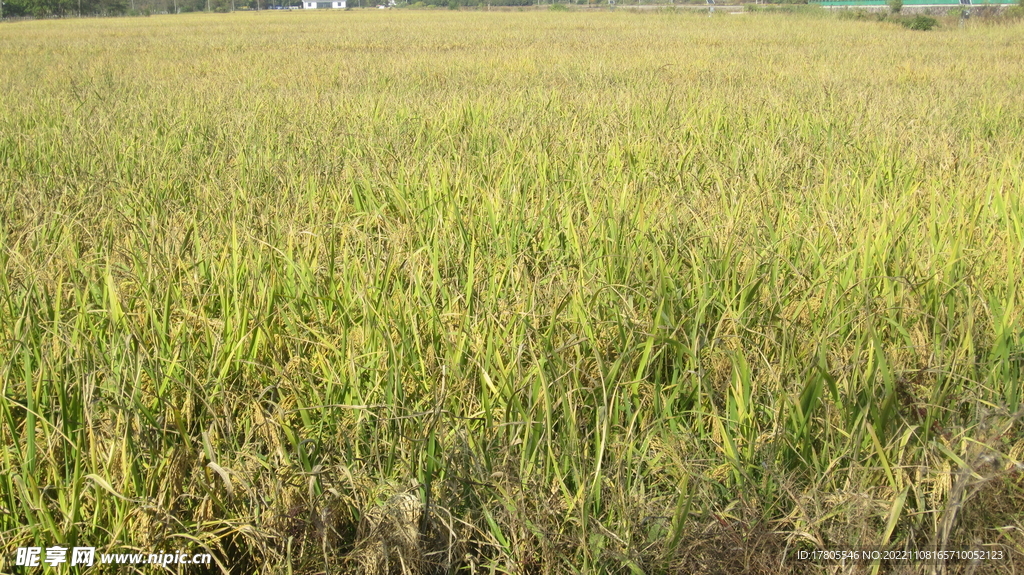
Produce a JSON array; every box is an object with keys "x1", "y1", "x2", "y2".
[{"x1": 2, "y1": 9, "x2": 1023, "y2": 574}]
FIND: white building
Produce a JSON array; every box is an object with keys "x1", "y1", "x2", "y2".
[{"x1": 303, "y1": 0, "x2": 345, "y2": 7}]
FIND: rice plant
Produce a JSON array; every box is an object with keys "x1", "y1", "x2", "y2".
[{"x1": 1, "y1": 9, "x2": 1022, "y2": 574}]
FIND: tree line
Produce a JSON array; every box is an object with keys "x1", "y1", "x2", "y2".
[
  {"x1": 1, "y1": 0, "x2": 594, "y2": 18},
  {"x1": 2, "y1": 0, "x2": 278, "y2": 18}
]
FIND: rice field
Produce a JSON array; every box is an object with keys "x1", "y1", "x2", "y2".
[{"x1": 1, "y1": 9, "x2": 1023, "y2": 574}]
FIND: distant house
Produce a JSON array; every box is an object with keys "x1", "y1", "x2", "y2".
[{"x1": 303, "y1": 0, "x2": 345, "y2": 7}]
